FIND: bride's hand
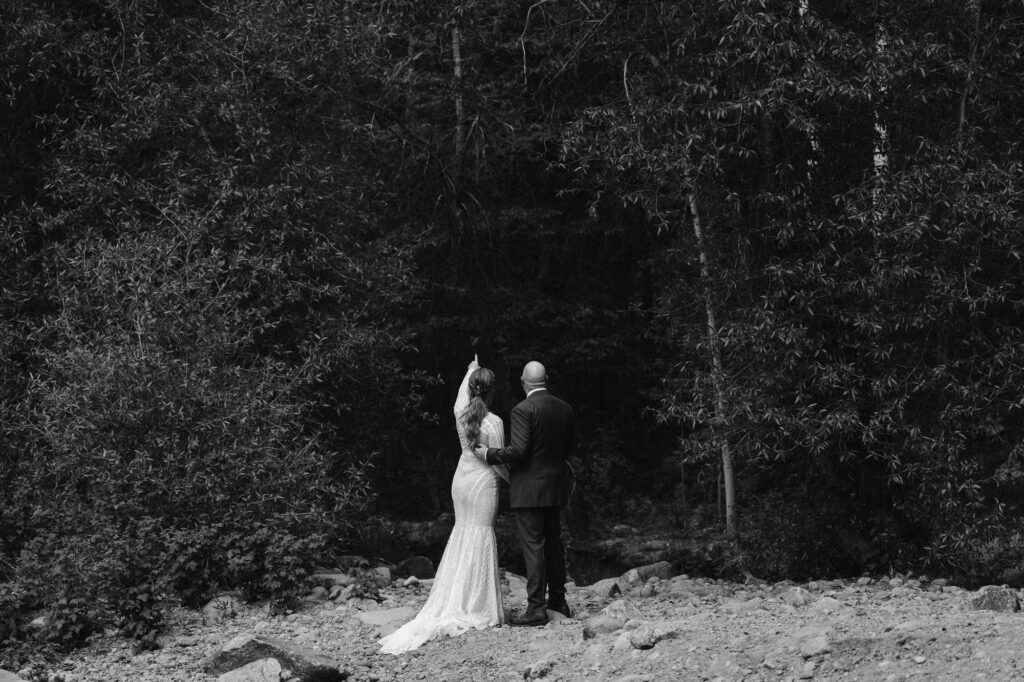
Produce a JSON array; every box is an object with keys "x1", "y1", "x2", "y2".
[{"x1": 469, "y1": 353, "x2": 479, "y2": 371}]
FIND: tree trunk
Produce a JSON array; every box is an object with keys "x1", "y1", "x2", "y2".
[
  {"x1": 957, "y1": 1, "x2": 982, "y2": 155},
  {"x1": 688, "y1": 189, "x2": 736, "y2": 536},
  {"x1": 873, "y1": 29, "x2": 889, "y2": 179},
  {"x1": 451, "y1": 18, "x2": 466, "y2": 186},
  {"x1": 678, "y1": 427, "x2": 689, "y2": 526},
  {"x1": 799, "y1": 0, "x2": 819, "y2": 182}
]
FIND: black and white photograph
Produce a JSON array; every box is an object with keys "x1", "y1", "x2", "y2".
[{"x1": 2, "y1": 1, "x2": 1024, "y2": 680}]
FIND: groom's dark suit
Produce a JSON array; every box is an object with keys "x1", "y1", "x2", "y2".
[{"x1": 485, "y1": 388, "x2": 575, "y2": 621}]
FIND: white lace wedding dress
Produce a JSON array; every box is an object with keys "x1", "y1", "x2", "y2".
[{"x1": 379, "y1": 367, "x2": 506, "y2": 654}]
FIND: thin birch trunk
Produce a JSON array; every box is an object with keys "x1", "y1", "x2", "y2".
[
  {"x1": 689, "y1": 189, "x2": 736, "y2": 536},
  {"x1": 798, "y1": 0, "x2": 819, "y2": 183},
  {"x1": 873, "y1": 29, "x2": 889, "y2": 179}
]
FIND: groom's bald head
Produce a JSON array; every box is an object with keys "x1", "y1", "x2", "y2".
[{"x1": 521, "y1": 361, "x2": 547, "y2": 392}]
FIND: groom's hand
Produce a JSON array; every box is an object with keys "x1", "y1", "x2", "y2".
[{"x1": 472, "y1": 444, "x2": 488, "y2": 462}]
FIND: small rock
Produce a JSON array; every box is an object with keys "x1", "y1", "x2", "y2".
[
  {"x1": 582, "y1": 615, "x2": 624, "y2": 639},
  {"x1": 403, "y1": 576, "x2": 420, "y2": 587},
  {"x1": 800, "y1": 633, "x2": 832, "y2": 658},
  {"x1": 334, "y1": 584, "x2": 357, "y2": 602},
  {"x1": 612, "y1": 631, "x2": 632, "y2": 651},
  {"x1": 781, "y1": 587, "x2": 814, "y2": 607},
  {"x1": 588, "y1": 578, "x2": 622, "y2": 598},
  {"x1": 913, "y1": 655, "x2": 926, "y2": 664},
  {"x1": 857, "y1": 577, "x2": 873, "y2": 586},
  {"x1": 813, "y1": 597, "x2": 842, "y2": 613},
  {"x1": 628, "y1": 625, "x2": 661, "y2": 650},
  {"x1": 799, "y1": 660, "x2": 816, "y2": 679},
  {"x1": 602, "y1": 600, "x2": 641, "y2": 620},
  {"x1": 308, "y1": 586, "x2": 329, "y2": 602},
  {"x1": 523, "y1": 652, "x2": 556, "y2": 679},
  {"x1": 217, "y1": 658, "x2": 282, "y2": 682},
  {"x1": 969, "y1": 585, "x2": 1020, "y2": 612}
]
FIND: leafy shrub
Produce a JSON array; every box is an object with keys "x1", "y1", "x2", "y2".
[
  {"x1": 115, "y1": 584, "x2": 164, "y2": 650},
  {"x1": 726, "y1": 490, "x2": 871, "y2": 581},
  {"x1": 0, "y1": 583, "x2": 28, "y2": 645},
  {"x1": 38, "y1": 597, "x2": 96, "y2": 649},
  {"x1": 166, "y1": 524, "x2": 325, "y2": 606}
]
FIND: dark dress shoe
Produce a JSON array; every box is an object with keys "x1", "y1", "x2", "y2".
[
  {"x1": 547, "y1": 602, "x2": 572, "y2": 618},
  {"x1": 508, "y1": 612, "x2": 548, "y2": 627}
]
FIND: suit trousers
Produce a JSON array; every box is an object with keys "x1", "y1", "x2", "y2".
[{"x1": 513, "y1": 505, "x2": 567, "y2": 617}]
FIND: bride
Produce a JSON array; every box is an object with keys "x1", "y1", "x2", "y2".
[{"x1": 379, "y1": 355, "x2": 508, "y2": 654}]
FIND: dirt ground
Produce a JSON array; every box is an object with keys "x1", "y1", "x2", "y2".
[{"x1": 17, "y1": 572, "x2": 1024, "y2": 682}]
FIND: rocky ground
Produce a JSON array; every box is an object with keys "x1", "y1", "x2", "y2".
[{"x1": 5, "y1": 567, "x2": 1024, "y2": 682}]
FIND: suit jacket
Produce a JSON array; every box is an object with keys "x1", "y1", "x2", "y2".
[{"x1": 485, "y1": 389, "x2": 575, "y2": 508}]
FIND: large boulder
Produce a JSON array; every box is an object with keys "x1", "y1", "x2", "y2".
[
  {"x1": 619, "y1": 561, "x2": 675, "y2": 588},
  {"x1": 201, "y1": 635, "x2": 348, "y2": 680},
  {"x1": 311, "y1": 573, "x2": 357, "y2": 588},
  {"x1": 395, "y1": 515, "x2": 455, "y2": 551},
  {"x1": 216, "y1": 658, "x2": 281, "y2": 682},
  {"x1": 0, "y1": 670, "x2": 27, "y2": 682},
  {"x1": 587, "y1": 577, "x2": 622, "y2": 598},
  {"x1": 505, "y1": 572, "x2": 528, "y2": 603},
  {"x1": 394, "y1": 556, "x2": 436, "y2": 580},
  {"x1": 969, "y1": 585, "x2": 1021, "y2": 612}
]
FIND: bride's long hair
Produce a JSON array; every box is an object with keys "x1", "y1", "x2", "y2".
[{"x1": 460, "y1": 368, "x2": 495, "y2": 446}]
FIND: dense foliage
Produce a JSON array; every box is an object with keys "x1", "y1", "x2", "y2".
[{"x1": 2, "y1": 0, "x2": 1024, "y2": 655}]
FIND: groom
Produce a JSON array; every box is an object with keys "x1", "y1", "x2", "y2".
[{"x1": 474, "y1": 360, "x2": 575, "y2": 626}]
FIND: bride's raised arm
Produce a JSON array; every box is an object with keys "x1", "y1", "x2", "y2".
[{"x1": 454, "y1": 355, "x2": 479, "y2": 443}]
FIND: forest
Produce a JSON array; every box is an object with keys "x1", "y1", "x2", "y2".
[{"x1": 2, "y1": 0, "x2": 1024, "y2": 654}]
